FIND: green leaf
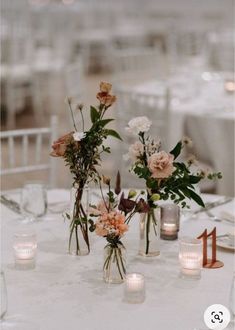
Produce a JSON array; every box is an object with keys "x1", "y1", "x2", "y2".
[
  {"x1": 189, "y1": 175, "x2": 201, "y2": 184},
  {"x1": 188, "y1": 189, "x2": 205, "y2": 207},
  {"x1": 98, "y1": 118, "x2": 114, "y2": 127},
  {"x1": 105, "y1": 129, "x2": 122, "y2": 140},
  {"x1": 170, "y1": 141, "x2": 182, "y2": 159},
  {"x1": 179, "y1": 187, "x2": 191, "y2": 198},
  {"x1": 90, "y1": 106, "x2": 100, "y2": 123}
]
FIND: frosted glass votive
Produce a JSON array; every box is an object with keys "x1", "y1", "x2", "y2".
[
  {"x1": 13, "y1": 233, "x2": 37, "y2": 270},
  {"x1": 179, "y1": 237, "x2": 202, "y2": 280},
  {"x1": 160, "y1": 204, "x2": 180, "y2": 240},
  {"x1": 124, "y1": 273, "x2": 145, "y2": 304}
]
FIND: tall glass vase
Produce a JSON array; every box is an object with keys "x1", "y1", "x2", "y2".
[
  {"x1": 69, "y1": 184, "x2": 90, "y2": 256},
  {"x1": 139, "y1": 207, "x2": 160, "y2": 257},
  {"x1": 103, "y1": 243, "x2": 126, "y2": 284}
]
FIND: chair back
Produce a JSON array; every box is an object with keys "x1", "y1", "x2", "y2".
[
  {"x1": 113, "y1": 47, "x2": 163, "y2": 83},
  {"x1": 0, "y1": 116, "x2": 58, "y2": 188},
  {"x1": 64, "y1": 60, "x2": 84, "y2": 103}
]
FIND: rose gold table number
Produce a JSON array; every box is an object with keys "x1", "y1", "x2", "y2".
[{"x1": 197, "y1": 227, "x2": 224, "y2": 269}]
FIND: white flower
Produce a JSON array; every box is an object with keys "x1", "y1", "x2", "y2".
[
  {"x1": 126, "y1": 116, "x2": 152, "y2": 135},
  {"x1": 73, "y1": 132, "x2": 86, "y2": 141}
]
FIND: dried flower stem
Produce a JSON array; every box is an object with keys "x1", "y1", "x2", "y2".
[{"x1": 68, "y1": 102, "x2": 77, "y2": 132}]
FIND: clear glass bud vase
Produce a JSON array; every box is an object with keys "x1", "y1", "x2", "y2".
[
  {"x1": 139, "y1": 208, "x2": 160, "y2": 257},
  {"x1": 103, "y1": 243, "x2": 126, "y2": 284},
  {"x1": 69, "y1": 184, "x2": 90, "y2": 256}
]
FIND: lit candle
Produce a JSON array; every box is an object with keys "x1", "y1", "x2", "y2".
[
  {"x1": 179, "y1": 237, "x2": 202, "y2": 279},
  {"x1": 13, "y1": 233, "x2": 37, "y2": 270},
  {"x1": 179, "y1": 252, "x2": 202, "y2": 269},
  {"x1": 225, "y1": 80, "x2": 235, "y2": 93},
  {"x1": 124, "y1": 273, "x2": 145, "y2": 303},
  {"x1": 162, "y1": 223, "x2": 177, "y2": 232},
  {"x1": 160, "y1": 204, "x2": 180, "y2": 240}
]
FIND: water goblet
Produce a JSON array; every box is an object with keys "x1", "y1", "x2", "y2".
[{"x1": 20, "y1": 182, "x2": 47, "y2": 222}]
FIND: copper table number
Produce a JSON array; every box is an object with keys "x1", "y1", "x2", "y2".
[{"x1": 197, "y1": 227, "x2": 224, "y2": 269}]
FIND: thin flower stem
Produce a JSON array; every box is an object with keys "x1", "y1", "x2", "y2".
[
  {"x1": 98, "y1": 179, "x2": 109, "y2": 211},
  {"x1": 106, "y1": 248, "x2": 113, "y2": 280},
  {"x1": 152, "y1": 210, "x2": 158, "y2": 236},
  {"x1": 114, "y1": 249, "x2": 124, "y2": 280},
  {"x1": 75, "y1": 225, "x2": 79, "y2": 255},
  {"x1": 68, "y1": 102, "x2": 77, "y2": 131},
  {"x1": 126, "y1": 210, "x2": 136, "y2": 224},
  {"x1": 118, "y1": 248, "x2": 126, "y2": 275},
  {"x1": 145, "y1": 212, "x2": 150, "y2": 255},
  {"x1": 79, "y1": 109, "x2": 85, "y2": 132}
]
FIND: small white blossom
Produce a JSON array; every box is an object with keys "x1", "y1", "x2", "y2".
[
  {"x1": 182, "y1": 136, "x2": 193, "y2": 148},
  {"x1": 126, "y1": 116, "x2": 152, "y2": 135},
  {"x1": 146, "y1": 139, "x2": 161, "y2": 155},
  {"x1": 73, "y1": 132, "x2": 86, "y2": 141}
]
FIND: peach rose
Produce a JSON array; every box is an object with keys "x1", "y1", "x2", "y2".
[
  {"x1": 148, "y1": 151, "x2": 175, "y2": 179},
  {"x1": 96, "y1": 92, "x2": 116, "y2": 107},
  {"x1": 96, "y1": 81, "x2": 116, "y2": 107},
  {"x1": 50, "y1": 132, "x2": 73, "y2": 157}
]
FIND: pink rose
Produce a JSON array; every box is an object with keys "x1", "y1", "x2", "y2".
[
  {"x1": 50, "y1": 132, "x2": 73, "y2": 157},
  {"x1": 128, "y1": 141, "x2": 144, "y2": 161},
  {"x1": 148, "y1": 151, "x2": 175, "y2": 179}
]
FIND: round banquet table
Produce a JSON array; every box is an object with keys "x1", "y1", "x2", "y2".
[{"x1": 1, "y1": 189, "x2": 234, "y2": 330}]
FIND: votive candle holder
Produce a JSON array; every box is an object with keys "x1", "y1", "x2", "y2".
[
  {"x1": 179, "y1": 237, "x2": 202, "y2": 279},
  {"x1": 124, "y1": 273, "x2": 145, "y2": 304},
  {"x1": 160, "y1": 204, "x2": 180, "y2": 240},
  {"x1": 13, "y1": 233, "x2": 37, "y2": 270}
]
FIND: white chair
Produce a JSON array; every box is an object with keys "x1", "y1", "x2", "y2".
[
  {"x1": 0, "y1": 116, "x2": 58, "y2": 188},
  {"x1": 206, "y1": 31, "x2": 234, "y2": 72},
  {"x1": 64, "y1": 60, "x2": 84, "y2": 103},
  {"x1": 112, "y1": 46, "x2": 164, "y2": 84},
  {"x1": 2, "y1": 0, "x2": 33, "y2": 129}
]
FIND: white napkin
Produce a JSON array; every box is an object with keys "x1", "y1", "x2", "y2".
[{"x1": 220, "y1": 211, "x2": 235, "y2": 223}]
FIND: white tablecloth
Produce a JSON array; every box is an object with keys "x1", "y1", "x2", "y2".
[{"x1": 1, "y1": 189, "x2": 235, "y2": 330}]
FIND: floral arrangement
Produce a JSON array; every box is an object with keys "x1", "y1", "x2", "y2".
[
  {"x1": 90, "y1": 173, "x2": 149, "y2": 282},
  {"x1": 50, "y1": 82, "x2": 121, "y2": 255},
  {"x1": 125, "y1": 116, "x2": 221, "y2": 255},
  {"x1": 125, "y1": 116, "x2": 221, "y2": 208}
]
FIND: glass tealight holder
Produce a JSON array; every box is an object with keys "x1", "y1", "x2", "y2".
[
  {"x1": 124, "y1": 273, "x2": 145, "y2": 304},
  {"x1": 160, "y1": 204, "x2": 180, "y2": 240},
  {"x1": 224, "y1": 80, "x2": 235, "y2": 93},
  {"x1": 13, "y1": 233, "x2": 37, "y2": 270},
  {"x1": 179, "y1": 237, "x2": 202, "y2": 280}
]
